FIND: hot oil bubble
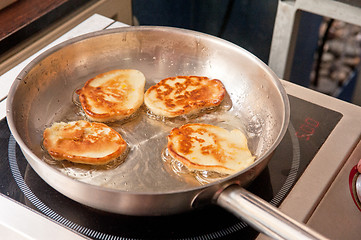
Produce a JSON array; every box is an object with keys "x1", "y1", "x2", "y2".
[
  {"x1": 171, "y1": 160, "x2": 189, "y2": 175},
  {"x1": 218, "y1": 91, "x2": 233, "y2": 112},
  {"x1": 59, "y1": 162, "x2": 95, "y2": 179},
  {"x1": 71, "y1": 88, "x2": 82, "y2": 107},
  {"x1": 161, "y1": 147, "x2": 198, "y2": 186},
  {"x1": 101, "y1": 147, "x2": 130, "y2": 170},
  {"x1": 145, "y1": 103, "x2": 234, "y2": 128},
  {"x1": 161, "y1": 147, "x2": 229, "y2": 185},
  {"x1": 247, "y1": 114, "x2": 264, "y2": 137},
  {"x1": 41, "y1": 142, "x2": 61, "y2": 166},
  {"x1": 162, "y1": 148, "x2": 191, "y2": 174},
  {"x1": 146, "y1": 109, "x2": 167, "y2": 122},
  {"x1": 42, "y1": 146, "x2": 130, "y2": 180},
  {"x1": 146, "y1": 109, "x2": 189, "y2": 127},
  {"x1": 42, "y1": 154, "x2": 60, "y2": 166},
  {"x1": 58, "y1": 156, "x2": 126, "y2": 180},
  {"x1": 161, "y1": 147, "x2": 171, "y2": 163},
  {"x1": 194, "y1": 170, "x2": 229, "y2": 185}
]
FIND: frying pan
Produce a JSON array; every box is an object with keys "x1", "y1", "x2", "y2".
[{"x1": 6, "y1": 26, "x2": 326, "y2": 239}]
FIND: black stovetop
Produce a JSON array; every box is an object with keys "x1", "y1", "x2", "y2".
[{"x1": 0, "y1": 95, "x2": 342, "y2": 239}]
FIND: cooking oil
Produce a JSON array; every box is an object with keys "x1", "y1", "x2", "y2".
[{"x1": 161, "y1": 147, "x2": 229, "y2": 185}]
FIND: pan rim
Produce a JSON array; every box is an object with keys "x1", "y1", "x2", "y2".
[{"x1": 6, "y1": 26, "x2": 290, "y2": 196}]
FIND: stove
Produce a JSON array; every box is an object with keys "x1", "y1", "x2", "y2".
[{"x1": 1, "y1": 14, "x2": 361, "y2": 240}]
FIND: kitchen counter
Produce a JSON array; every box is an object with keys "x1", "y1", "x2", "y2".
[
  {"x1": 2, "y1": 13, "x2": 361, "y2": 240},
  {"x1": 0, "y1": 13, "x2": 128, "y2": 120},
  {"x1": 0, "y1": 13, "x2": 126, "y2": 239},
  {"x1": 0, "y1": 0, "x2": 87, "y2": 44},
  {"x1": 0, "y1": 0, "x2": 132, "y2": 76}
]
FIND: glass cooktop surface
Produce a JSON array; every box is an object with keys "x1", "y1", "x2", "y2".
[{"x1": 0, "y1": 95, "x2": 342, "y2": 239}]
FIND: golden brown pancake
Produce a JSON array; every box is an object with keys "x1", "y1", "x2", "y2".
[
  {"x1": 144, "y1": 76, "x2": 225, "y2": 118},
  {"x1": 76, "y1": 69, "x2": 145, "y2": 122},
  {"x1": 43, "y1": 120, "x2": 127, "y2": 165},
  {"x1": 167, "y1": 123, "x2": 255, "y2": 175}
]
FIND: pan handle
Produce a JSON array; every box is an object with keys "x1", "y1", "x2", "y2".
[{"x1": 217, "y1": 185, "x2": 328, "y2": 240}]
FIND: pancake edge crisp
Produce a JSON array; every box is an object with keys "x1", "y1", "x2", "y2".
[
  {"x1": 76, "y1": 69, "x2": 146, "y2": 122},
  {"x1": 167, "y1": 123, "x2": 255, "y2": 175},
  {"x1": 43, "y1": 120, "x2": 127, "y2": 165},
  {"x1": 144, "y1": 76, "x2": 226, "y2": 118}
]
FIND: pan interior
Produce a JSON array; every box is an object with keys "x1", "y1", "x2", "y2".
[{"x1": 9, "y1": 27, "x2": 287, "y2": 193}]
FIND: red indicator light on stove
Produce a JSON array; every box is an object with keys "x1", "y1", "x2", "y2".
[{"x1": 295, "y1": 117, "x2": 319, "y2": 141}]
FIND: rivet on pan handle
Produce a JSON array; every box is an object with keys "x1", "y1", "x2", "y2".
[{"x1": 217, "y1": 185, "x2": 329, "y2": 240}]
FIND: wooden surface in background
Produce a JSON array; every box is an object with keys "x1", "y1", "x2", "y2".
[
  {"x1": 0, "y1": 0, "x2": 17, "y2": 11},
  {"x1": 0, "y1": 0, "x2": 68, "y2": 41}
]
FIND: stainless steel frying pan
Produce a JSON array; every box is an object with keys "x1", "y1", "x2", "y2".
[{"x1": 7, "y1": 26, "x2": 326, "y2": 239}]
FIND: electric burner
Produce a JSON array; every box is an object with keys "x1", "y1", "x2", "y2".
[{"x1": 0, "y1": 95, "x2": 342, "y2": 239}]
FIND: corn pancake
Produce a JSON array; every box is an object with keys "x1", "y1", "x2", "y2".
[
  {"x1": 76, "y1": 69, "x2": 145, "y2": 122},
  {"x1": 43, "y1": 120, "x2": 127, "y2": 165},
  {"x1": 144, "y1": 76, "x2": 225, "y2": 118},
  {"x1": 167, "y1": 123, "x2": 255, "y2": 175}
]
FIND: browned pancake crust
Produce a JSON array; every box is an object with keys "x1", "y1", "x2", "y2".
[
  {"x1": 167, "y1": 123, "x2": 230, "y2": 173},
  {"x1": 167, "y1": 123, "x2": 254, "y2": 174},
  {"x1": 144, "y1": 76, "x2": 225, "y2": 117},
  {"x1": 76, "y1": 69, "x2": 145, "y2": 122},
  {"x1": 43, "y1": 120, "x2": 127, "y2": 165}
]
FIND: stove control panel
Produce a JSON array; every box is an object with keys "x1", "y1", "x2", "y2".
[
  {"x1": 307, "y1": 139, "x2": 361, "y2": 240},
  {"x1": 349, "y1": 160, "x2": 361, "y2": 211}
]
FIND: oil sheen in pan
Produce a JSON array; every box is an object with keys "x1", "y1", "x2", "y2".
[
  {"x1": 40, "y1": 87, "x2": 263, "y2": 193},
  {"x1": 41, "y1": 143, "x2": 130, "y2": 179},
  {"x1": 161, "y1": 147, "x2": 229, "y2": 185}
]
